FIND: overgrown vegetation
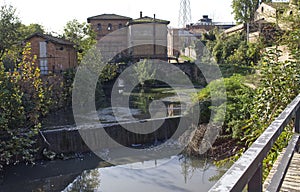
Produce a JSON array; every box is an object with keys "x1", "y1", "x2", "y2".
[
  {"x1": 0, "y1": 2, "x2": 299, "y2": 182},
  {"x1": 201, "y1": 30, "x2": 261, "y2": 66},
  {"x1": 62, "y1": 19, "x2": 97, "y2": 63},
  {"x1": 0, "y1": 3, "x2": 118, "y2": 169},
  {"x1": 192, "y1": 7, "x2": 300, "y2": 180},
  {"x1": 0, "y1": 44, "x2": 44, "y2": 169}
]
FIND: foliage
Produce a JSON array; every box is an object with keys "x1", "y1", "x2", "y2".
[
  {"x1": 201, "y1": 31, "x2": 261, "y2": 66},
  {"x1": 219, "y1": 64, "x2": 254, "y2": 78},
  {"x1": 194, "y1": 75, "x2": 254, "y2": 139},
  {"x1": 227, "y1": 41, "x2": 261, "y2": 66},
  {"x1": 18, "y1": 23, "x2": 45, "y2": 39},
  {"x1": 0, "y1": 4, "x2": 45, "y2": 71},
  {"x1": 231, "y1": 0, "x2": 270, "y2": 24},
  {"x1": 241, "y1": 46, "x2": 299, "y2": 179},
  {"x1": 0, "y1": 4, "x2": 21, "y2": 59},
  {"x1": 133, "y1": 59, "x2": 156, "y2": 87},
  {"x1": 63, "y1": 19, "x2": 97, "y2": 63},
  {"x1": 195, "y1": 46, "x2": 299, "y2": 179},
  {"x1": 179, "y1": 55, "x2": 195, "y2": 63},
  {"x1": 0, "y1": 44, "x2": 44, "y2": 169},
  {"x1": 64, "y1": 170, "x2": 101, "y2": 191}
]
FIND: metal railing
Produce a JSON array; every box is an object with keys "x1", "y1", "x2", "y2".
[{"x1": 209, "y1": 94, "x2": 300, "y2": 192}]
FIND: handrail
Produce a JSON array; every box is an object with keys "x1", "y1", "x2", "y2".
[{"x1": 209, "y1": 94, "x2": 300, "y2": 192}]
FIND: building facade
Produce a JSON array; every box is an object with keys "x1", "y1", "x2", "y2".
[
  {"x1": 127, "y1": 13, "x2": 170, "y2": 60},
  {"x1": 186, "y1": 15, "x2": 235, "y2": 34},
  {"x1": 88, "y1": 12, "x2": 170, "y2": 62},
  {"x1": 87, "y1": 14, "x2": 132, "y2": 41},
  {"x1": 26, "y1": 33, "x2": 77, "y2": 74}
]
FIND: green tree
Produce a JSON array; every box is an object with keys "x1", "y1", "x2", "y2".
[
  {"x1": 63, "y1": 19, "x2": 96, "y2": 63},
  {"x1": 202, "y1": 31, "x2": 261, "y2": 66},
  {"x1": 19, "y1": 23, "x2": 45, "y2": 39},
  {"x1": 0, "y1": 4, "x2": 21, "y2": 59},
  {"x1": 133, "y1": 59, "x2": 156, "y2": 87},
  {"x1": 0, "y1": 43, "x2": 44, "y2": 169},
  {"x1": 231, "y1": 0, "x2": 260, "y2": 23}
]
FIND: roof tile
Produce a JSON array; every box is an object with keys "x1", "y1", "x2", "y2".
[{"x1": 88, "y1": 14, "x2": 132, "y2": 21}]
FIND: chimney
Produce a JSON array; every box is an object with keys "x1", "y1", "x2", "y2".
[
  {"x1": 154, "y1": 14, "x2": 156, "y2": 20},
  {"x1": 140, "y1": 11, "x2": 143, "y2": 18}
]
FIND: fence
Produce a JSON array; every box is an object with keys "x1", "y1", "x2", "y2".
[{"x1": 209, "y1": 94, "x2": 300, "y2": 192}]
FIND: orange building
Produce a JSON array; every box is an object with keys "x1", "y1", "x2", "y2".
[
  {"x1": 87, "y1": 14, "x2": 132, "y2": 41},
  {"x1": 26, "y1": 33, "x2": 77, "y2": 75}
]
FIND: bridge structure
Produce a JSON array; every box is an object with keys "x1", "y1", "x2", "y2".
[{"x1": 209, "y1": 94, "x2": 300, "y2": 192}]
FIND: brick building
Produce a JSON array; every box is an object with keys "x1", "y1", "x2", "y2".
[
  {"x1": 87, "y1": 14, "x2": 132, "y2": 41},
  {"x1": 87, "y1": 12, "x2": 170, "y2": 61},
  {"x1": 26, "y1": 33, "x2": 77, "y2": 75},
  {"x1": 186, "y1": 15, "x2": 235, "y2": 35},
  {"x1": 87, "y1": 14, "x2": 132, "y2": 62}
]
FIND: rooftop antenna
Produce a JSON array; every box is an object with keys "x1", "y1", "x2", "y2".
[{"x1": 178, "y1": 0, "x2": 192, "y2": 28}]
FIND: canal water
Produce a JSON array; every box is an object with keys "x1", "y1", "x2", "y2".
[
  {"x1": 1, "y1": 87, "x2": 227, "y2": 191},
  {"x1": 1, "y1": 153, "x2": 225, "y2": 192},
  {"x1": 42, "y1": 87, "x2": 197, "y2": 128}
]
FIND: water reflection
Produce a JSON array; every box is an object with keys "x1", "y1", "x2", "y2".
[
  {"x1": 179, "y1": 155, "x2": 211, "y2": 184},
  {"x1": 128, "y1": 87, "x2": 183, "y2": 119},
  {"x1": 64, "y1": 170, "x2": 100, "y2": 192},
  {"x1": 62, "y1": 154, "x2": 226, "y2": 192},
  {"x1": 1, "y1": 153, "x2": 227, "y2": 192}
]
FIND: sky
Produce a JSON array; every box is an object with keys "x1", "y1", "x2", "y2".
[{"x1": 3, "y1": 0, "x2": 235, "y2": 33}]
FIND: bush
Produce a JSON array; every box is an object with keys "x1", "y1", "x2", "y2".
[
  {"x1": 194, "y1": 74, "x2": 254, "y2": 140},
  {"x1": 0, "y1": 44, "x2": 44, "y2": 169}
]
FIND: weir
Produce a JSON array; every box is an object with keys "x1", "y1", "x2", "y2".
[{"x1": 39, "y1": 116, "x2": 183, "y2": 154}]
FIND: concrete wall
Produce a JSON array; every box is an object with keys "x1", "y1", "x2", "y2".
[
  {"x1": 128, "y1": 23, "x2": 168, "y2": 60},
  {"x1": 39, "y1": 117, "x2": 182, "y2": 154},
  {"x1": 255, "y1": 3, "x2": 277, "y2": 23}
]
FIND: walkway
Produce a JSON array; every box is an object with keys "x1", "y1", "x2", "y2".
[
  {"x1": 281, "y1": 152, "x2": 300, "y2": 191},
  {"x1": 264, "y1": 149, "x2": 300, "y2": 191}
]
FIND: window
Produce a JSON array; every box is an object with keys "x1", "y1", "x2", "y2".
[
  {"x1": 97, "y1": 23, "x2": 102, "y2": 31},
  {"x1": 261, "y1": 7, "x2": 264, "y2": 13},
  {"x1": 39, "y1": 42, "x2": 48, "y2": 75},
  {"x1": 107, "y1": 23, "x2": 112, "y2": 31},
  {"x1": 118, "y1": 23, "x2": 123, "y2": 29},
  {"x1": 290, "y1": 11, "x2": 293, "y2": 15}
]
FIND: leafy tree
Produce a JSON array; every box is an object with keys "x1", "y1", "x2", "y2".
[
  {"x1": 62, "y1": 19, "x2": 96, "y2": 63},
  {"x1": 0, "y1": 43, "x2": 44, "y2": 169},
  {"x1": 19, "y1": 23, "x2": 45, "y2": 39},
  {"x1": 0, "y1": 4, "x2": 21, "y2": 59},
  {"x1": 202, "y1": 31, "x2": 261, "y2": 66},
  {"x1": 231, "y1": 0, "x2": 260, "y2": 23},
  {"x1": 2, "y1": 23, "x2": 45, "y2": 71},
  {"x1": 227, "y1": 41, "x2": 261, "y2": 66},
  {"x1": 133, "y1": 59, "x2": 156, "y2": 88}
]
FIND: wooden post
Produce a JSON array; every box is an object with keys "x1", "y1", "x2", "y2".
[
  {"x1": 295, "y1": 108, "x2": 300, "y2": 133},
  {"x1": 248, "y1": 165, "x2": 262, "y2": 192}
]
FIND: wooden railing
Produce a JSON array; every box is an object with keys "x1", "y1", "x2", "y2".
[{"x1": 209, "y1": 94, "x2": 300, "y2": 192}]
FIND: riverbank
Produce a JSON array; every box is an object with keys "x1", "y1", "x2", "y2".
[{"x1": 185, "y1": 124, "x2": 243, "y2": 161}]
